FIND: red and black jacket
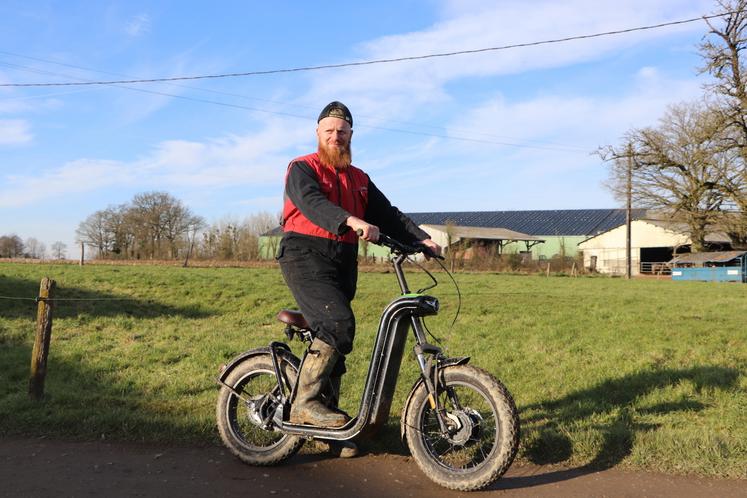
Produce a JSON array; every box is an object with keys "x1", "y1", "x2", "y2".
[{"x1": 282, "y1": 152, "x2": 428, "y2": 246}]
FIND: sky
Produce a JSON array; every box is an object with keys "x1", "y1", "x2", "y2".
[{"x1": 0, "y1": 0, "x2": 724, "y2": 258}]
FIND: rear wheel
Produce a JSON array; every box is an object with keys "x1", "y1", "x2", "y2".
[
  {"x1": 216, "y1": 354, "x2": 304, "y2": 466},
  {"x1": 404, "y1": 365, "x2": 519, "y2": 491}
]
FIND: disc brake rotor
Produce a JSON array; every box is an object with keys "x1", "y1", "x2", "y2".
[{"x1": 445, "y1": 408, "x2": 483, "y2": 446}]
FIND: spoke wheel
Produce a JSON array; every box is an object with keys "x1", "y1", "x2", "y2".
[
  {"x1": 216, "y1": 354, "x2": 304, "y2": 466},
  {"x1": 405, "y1": 365, "x2": 519, "y2": 491}
]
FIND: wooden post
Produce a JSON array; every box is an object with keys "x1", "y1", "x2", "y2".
[
  {"x1": 626, "y1": 143, "x2": 633, "y2": 280},
  {"x1": 29, "y1": 277, "x2": 56, "y2": 400},
  {"x1": 79, "y1": 242, "x2": 85, "y2": 266}
]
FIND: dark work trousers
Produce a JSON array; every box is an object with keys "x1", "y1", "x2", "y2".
[{"x1": 277, "y1": 234, "x2": 358, "y2": 377}]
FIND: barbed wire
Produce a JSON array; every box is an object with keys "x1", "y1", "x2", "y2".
[{"x1": 0, "y1": 295, "x2": 141, "y2": 303}]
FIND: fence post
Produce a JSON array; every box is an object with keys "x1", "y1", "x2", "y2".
[{"x1": 29, "y1": 277, "x2": 56, "y2": 400}]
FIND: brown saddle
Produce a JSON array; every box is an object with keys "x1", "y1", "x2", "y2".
[{"x1": 276, "y1": 309, "x2": 310, "y2": 330}]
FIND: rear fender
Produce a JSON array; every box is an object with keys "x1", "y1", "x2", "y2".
[
  {"x1": 399, "y1": 356, "x2": 470, "y2": 443},
  {"x1": 216, "y1": 344, "x2": 295, "y2": 383}
]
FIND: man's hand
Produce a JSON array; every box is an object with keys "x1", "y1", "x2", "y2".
[
  {"x1": 419, "y1": 239, "x2": 442, "y2": 260},
  {"x1": 346, "y1": 216, "x2": 380, "y2": 242}
]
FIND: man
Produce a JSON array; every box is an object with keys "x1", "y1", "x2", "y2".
[{"x1": 278, "y1": 101, "x2": 440, "y2": 455}]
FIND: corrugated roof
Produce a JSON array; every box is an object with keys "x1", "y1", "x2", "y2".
[
  {"x1": 670, "y1": 251, "x2": 747, "y2": 265},
  {"x1": 422, "y1": 224, "x2": 545, "y2": 242},
  {"x1": 407, "y1": 209, "x2": 648, "y2": 236}
]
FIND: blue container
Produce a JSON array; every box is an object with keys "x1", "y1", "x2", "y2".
[
  {"x1": 670, "y1": 251, "x2": 747, "y2": 283},
  {"x1": 671, "y1": 266, "x2": 744, "y2": 282}
]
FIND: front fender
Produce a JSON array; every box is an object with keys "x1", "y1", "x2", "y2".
[
  {"x1": 399, "y1": 356, "x2": 470, "y2": 444},
  {"x1": 216, "y1": 344, "x2": 294, "y2": 384}
]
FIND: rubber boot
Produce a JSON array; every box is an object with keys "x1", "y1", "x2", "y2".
[
  {"x1": 316, "y1": 375, "x2": 359, "y2": 458},
  {"x1": 289, "y1": 338, "x2": 350, "y2": 427}
]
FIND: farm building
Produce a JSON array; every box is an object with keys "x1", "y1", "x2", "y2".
[
  {"x1": 407, "y1": 209, "x2": 648, "y2": 260},
  {"x1": 670, "y1": 251, "x2": 747, "y2": 282},
  {"x1": 260, "y1": 209, "x2": 647, "y2": 260},
  {"x1": 578, "y1": 219, "x2": 732, "y2": 276}
]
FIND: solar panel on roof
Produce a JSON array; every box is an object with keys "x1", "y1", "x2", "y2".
[{"x1": 406, "y1": 209, "x2": 647, "y2": 236}]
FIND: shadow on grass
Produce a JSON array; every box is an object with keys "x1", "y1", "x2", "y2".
[
  {"x1": 0, "y1": 275, "x2": 212, "y2": 320},
  {"x1": 0, "y1": 332, "x2": 216, "y2": 443},
  {"x1": 486, "y1": 365, "x2": 740, "y2": 491}
]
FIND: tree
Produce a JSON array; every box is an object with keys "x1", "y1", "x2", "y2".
[
  {"x1": 600, "y1": 102, "x2": 727, "y2": 251},
  {"x1": 77, "y1": 192, "x2": 203, "y2": 260},
  {"x1": 128, "y1": 191, "x2": 201, "y2": 259},
  {"x1": 198, "y1": 212, "x2": 278, "y2": 261},
  {"x1": 76, "y1": 209, "x2": 115, "y2": 257},
  {"x1": 24, "y1": 237, "x2": 46, "y2": 259},
  {"x1": 0, "y1": 234, "x2": 24, "y2": 258},
  {"x1": 601, "y1": 1, "x2": 747, "y2": 251},
  {"x1": 50, "y1": 241, "x2": 67, "y2": 259},
  {"x1": 700, "y1": 0, "x2": 747, "y2": 247}
]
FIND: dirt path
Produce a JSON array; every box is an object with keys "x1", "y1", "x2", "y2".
[{"x1": 0, "y1": 437, "x2": 744, "y2": 498}]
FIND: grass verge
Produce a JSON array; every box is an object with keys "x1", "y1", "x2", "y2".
[{"x1": 0, "y1": 262, "x2": 745, "y2": 478}]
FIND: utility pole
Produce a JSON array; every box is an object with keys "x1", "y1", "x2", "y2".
[{"x1": 626, "y1": 143, "x2": 633, "y2": 280}]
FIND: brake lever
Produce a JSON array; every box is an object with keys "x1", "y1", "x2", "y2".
[{"x1": 415, "y1": 242, "x2": 445, "y2": 260}]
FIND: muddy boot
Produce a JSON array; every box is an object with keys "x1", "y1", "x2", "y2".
[
  {"x1": 289, "y1": 339, "x2": 350, "y2": 427},
  {"x1": 315, "y1": 375, "x2": 359, "y2": 458}
]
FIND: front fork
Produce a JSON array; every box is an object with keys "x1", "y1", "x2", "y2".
[{"x1": 411, "y1": 317, "x2": 458, "y2": 436}]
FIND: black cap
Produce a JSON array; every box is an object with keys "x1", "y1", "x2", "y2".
[{"x1": 317, "y1": 101, "x2": 353, "y2": 127}]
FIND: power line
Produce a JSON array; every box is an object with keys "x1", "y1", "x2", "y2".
[
  {"x1": 0, "y1": 52, "x2": 590, "y2": 150},
  {"x1": 0, "y1": 11, "x2": 738, "y2": 88},
  {"x1": 0, "y1": 56, "x2": 591, "y2": 152}
]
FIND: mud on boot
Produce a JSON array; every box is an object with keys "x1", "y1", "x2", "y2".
[{"x1": 289, "y1": 338, "x2": 350, "y2": 427}]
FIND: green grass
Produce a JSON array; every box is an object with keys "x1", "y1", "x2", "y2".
[{"x1": 0, "y1": 262, "x2": 745, "y2": 478}]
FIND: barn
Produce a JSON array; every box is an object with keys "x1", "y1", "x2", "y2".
[
  {"x1": 408, "y1": 209, "x2": 647, "y2": 260},
  {"x1": 578, "y1": 219, "x2": 732, "y2": 276}
]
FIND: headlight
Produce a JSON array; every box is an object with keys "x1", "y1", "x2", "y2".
[{"x1": 425, "y1": 296, "x2": 440, "y2": 313}]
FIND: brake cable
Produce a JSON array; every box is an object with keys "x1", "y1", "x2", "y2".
[{"x1": 405, "y1": 250, "x2": 463, "y2": 344}]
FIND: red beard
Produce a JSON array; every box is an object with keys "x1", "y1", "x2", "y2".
[{"x1": 318, "y1": 139, "x2": 352, "y2": 170}]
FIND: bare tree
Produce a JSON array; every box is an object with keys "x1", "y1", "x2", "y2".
[
  {"x1": 600, "y1": 2, "x2": 747, "y2": 251},
  {"x1": 76, "y1": 209, "x2": 115, "y2": 258},
  {"x1": 600, "y1": 102, "x2": 727, "y2": 251},
  {"x1": 700, "y1": 0, "x2": 747, "y2": 247},
  {"x1": 0, "y1": 234, "x2": 24, "y2": 258},
  {"x1": 127, "y1": 191, "x2": 202, "y2": 259},
  {"x1": 198, "y1": 211, "x2": 278, "y2": 261},
  {"x1": 24, "y1": 237, "x2": 46, "y2": 259},
  {"x1": 50, "y1": 241, "x2": 67, "y2": 259}
]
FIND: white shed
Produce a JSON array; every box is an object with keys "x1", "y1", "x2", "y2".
[{"x1": 578, "y1": 220, "x2": 731, "y2": 275}]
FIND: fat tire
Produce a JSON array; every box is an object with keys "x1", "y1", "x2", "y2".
[
  {"x1": 216, "y1": 354, "x2": 304, "y2": 466},
  {"x1": 404, "y1": 365, "x2": 519, "y2": 491}
]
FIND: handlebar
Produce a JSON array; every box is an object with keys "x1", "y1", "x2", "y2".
[{"x1": 355, "y1": 229, "x2": 444, "y2": 260}]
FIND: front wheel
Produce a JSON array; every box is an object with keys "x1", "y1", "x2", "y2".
[
  {"x1": 404, "y1": 365, "x2": 520, "y2": 491},
  {"x1": 216, "y1": 353, "x2": 304, "y2": 466}
]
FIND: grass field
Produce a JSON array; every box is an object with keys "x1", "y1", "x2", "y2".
[{"x1": 0, "y1": 261, "x2": 745, "y2": 478}]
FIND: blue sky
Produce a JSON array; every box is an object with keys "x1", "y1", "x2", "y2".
[{"x1": 0, "y1": 0, "x2": 720, "y2": 257}]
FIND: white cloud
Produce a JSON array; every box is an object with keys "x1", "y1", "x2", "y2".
[
  {"x1": 124, "y1": 13, "x2": 151, "y2": 37},
  {"x1": 0, "y1": 118, "x2": 311, "y2": 208},
  {"x1": 0, "y1": 119, "x2": 32, "y2": 145},
  {"x1": 302, "y1": 0, "x2": 712, "y2": 125}
]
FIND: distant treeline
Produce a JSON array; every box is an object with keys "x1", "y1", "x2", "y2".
[
  {"x1": 0, "y1": 234, "x2": 67, "y2": 260},
  {"x1": 76, "y1": 191, "x2": 279, "y2": 261}
]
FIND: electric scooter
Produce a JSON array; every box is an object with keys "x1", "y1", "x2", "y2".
[{"x1": 216, "y1": 233, "x2": 519, "y2": 491}]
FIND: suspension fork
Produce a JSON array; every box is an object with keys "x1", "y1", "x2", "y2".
[{"x1": 411, "y1": 317, "x2": 453, "y2": 435}]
